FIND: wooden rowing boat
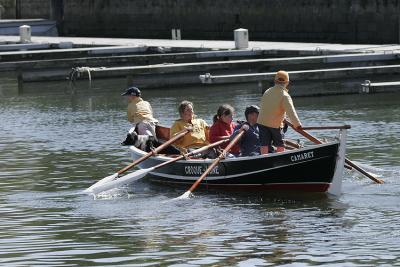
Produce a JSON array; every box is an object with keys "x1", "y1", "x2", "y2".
[{"x1": 129, "y1": 126, "x2": 347, "y2": 195}]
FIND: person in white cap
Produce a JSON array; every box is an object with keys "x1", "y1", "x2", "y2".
[
  {"x1": 257, "y1": 70, "x2": 302, "y2": 154},
  {"x1": 121, "y1": 86, "x2": 158, "y2": 138}
]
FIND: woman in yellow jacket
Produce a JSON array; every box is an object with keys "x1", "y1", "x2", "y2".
[
  {"x1": 170, "y1": 100, "x2": 209, "y2": 151},
  {"x1": 257, "y1": 70, "x2": 302, "y2": 154}
]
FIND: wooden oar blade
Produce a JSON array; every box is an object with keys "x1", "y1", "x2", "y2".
[
  {"x1": 88, "y1": 167, "x2": 155, "y2": 195},
  {"x1": 345, "y1": 159, "x2": 384, "y2": 184}
]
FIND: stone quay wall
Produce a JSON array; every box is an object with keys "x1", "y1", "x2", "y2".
[
  {"x1": 1, "y1": 0, "x2": 399, "y2": 44},
  {"x1": 0, "y1": 0, "x2": 15, "y2": 19}
]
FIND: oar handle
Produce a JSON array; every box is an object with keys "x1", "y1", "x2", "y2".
[
  {"x1": 284, "y1": 119, "x2": 326, "y2": 144},
  {"x1": 284, "y1": 119, "x2": 384, "y2": 184},
  {"x1": 187, "y1": 130, "x2": 245, "y2": 193},
  {"x1": 117, "y1": 128, "x2": 190, "y2": 175},
  {"x1": 186, "y1": 139, "x2": 229, "y2": 157}
]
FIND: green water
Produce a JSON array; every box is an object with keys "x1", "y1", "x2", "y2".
[{"x1": 0, "y1": 77, "x2": 399, "y2": 266}]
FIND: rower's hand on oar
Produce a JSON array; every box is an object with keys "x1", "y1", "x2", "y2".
[
  {"x1": 221, "y1": 151, "x2": 227, "y2": 159},
  {"x1": 282, "y1": 122, "x2": 289, "y2": 133},
  {"x1": 185, "y1": 126, "x2": 194, "y2": 132},
  {"x1": 241, "y1": 124, "x2": 249, "y2": 131}
]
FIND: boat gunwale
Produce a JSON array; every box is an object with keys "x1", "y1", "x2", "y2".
[{"x1": 128, "y1": 140, "x2": 340, "y2": 163}]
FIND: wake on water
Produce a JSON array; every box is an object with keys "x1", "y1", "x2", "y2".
[{"x1": 91, "y1": 188, "x2": 130, "y2": 200}]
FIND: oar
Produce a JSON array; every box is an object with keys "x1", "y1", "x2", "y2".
[
  {"x1": 284, "y1": 119, "x2": 384, "y2": 184},
  {"x1": 88, "y1": 139, "x2": 230, "y2": 195},
  {"x1": 301, "y1": 125, "x2": 351, "y2": 130},
  {"x1": 178, "y1": 129, "x2": 245, "y2": 199},
  {"x1": 84, "y1": 128, "x2": 190, "y2": 193}
]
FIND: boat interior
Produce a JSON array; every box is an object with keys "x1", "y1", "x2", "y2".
[{"x1": 122, "y1": 125, "x2": 311, "y2": 159}]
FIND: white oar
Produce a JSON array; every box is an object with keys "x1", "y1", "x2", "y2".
[
  {"x1": 85, "y1": 173, "x2": 117, "y2": 193},
  {"x1": 86, "y1": 139, "x2": 229, "y2": 195},
  {"x1": 83, "y1": 128, "x2": 190, "y2": 194},
  {"x1": 88, "y1": 167, "x2": 155, "y2": 195}
]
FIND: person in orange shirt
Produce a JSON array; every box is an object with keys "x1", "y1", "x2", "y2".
[
  {"x1": 257, "y1": 70, "x2": 302, "y2": 154},
  {"x1": 170, "y1": 101, "x2": 209, "y2": 151}
]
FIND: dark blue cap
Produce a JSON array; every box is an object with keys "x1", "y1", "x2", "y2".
[
  {"x1": 245, "y1": 105, "x2": 260, "y2": 118},
  {"x1": 121, "y1": 86, "x2": 141, "y2": 97}
]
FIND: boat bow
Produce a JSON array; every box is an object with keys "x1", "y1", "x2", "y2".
[{"x1": 328, "y1": 128, "x2": 348, "y2": 196}]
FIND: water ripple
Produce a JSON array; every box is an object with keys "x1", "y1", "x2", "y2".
[{"x1": 0, "y1": 83, "x2": 399, "y2": 266}]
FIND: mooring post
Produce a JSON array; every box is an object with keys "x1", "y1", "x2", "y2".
[
  {"x1": 234, "y1": 28, "x2": 249, "y2": 49},
  {"x1": 171, "y1": 29, "x2": 176, "y2": 40},
  {"x1": 19, "y1": 25, "x2": 31, "y2": 44},
  {"x1": 171, "y1": 29, "x2": 181, "y2": 40},
  {"x1": 360, "y1": 80, "x2": 371, "y2": 94}
]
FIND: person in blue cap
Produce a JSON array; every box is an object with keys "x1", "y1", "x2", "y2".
[
  {"x1": 121, "y1": 86, "x2": 158, "y2": 138},
  {"x1": 231, "y1": 105, "x2": 262, "y2": 157}
]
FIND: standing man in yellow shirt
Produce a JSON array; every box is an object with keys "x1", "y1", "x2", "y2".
[
  {"x1": 257, "y1": 70, "x2": 302, "y2": 154},
  {"x1": 121, "y1": 86, "x2": 158, "y2": 138}
]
